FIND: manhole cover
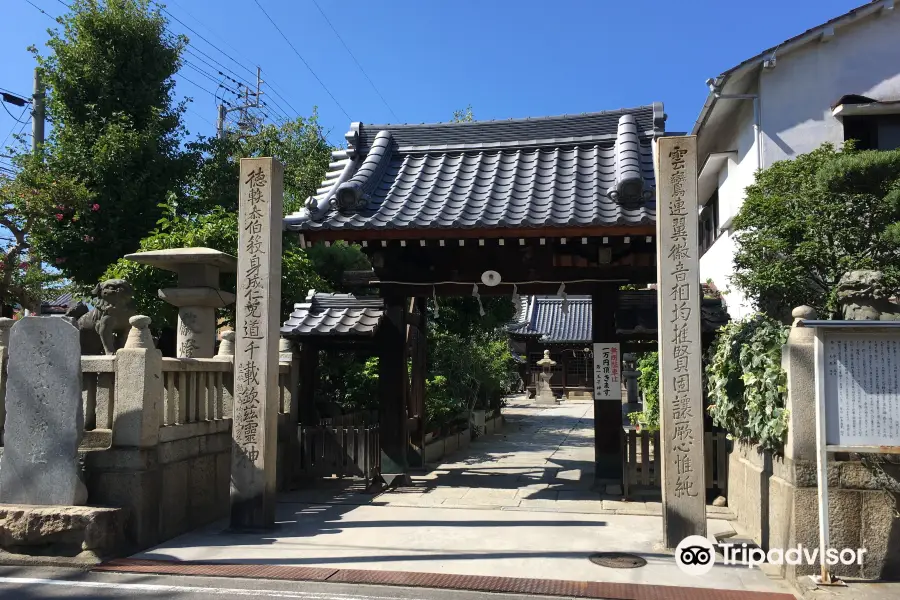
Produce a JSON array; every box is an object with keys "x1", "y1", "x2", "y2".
[{"x1": 588, "y1": 552, "x2": 647, "y2": 569}]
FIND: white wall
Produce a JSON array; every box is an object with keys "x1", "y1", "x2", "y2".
[
  {"x1": 699, "y1": 7, "x2": 900, "y2": 320},
  {"x1": 759, "y1": 8, "x2": 900, "y2": 165},
  {"x1": 700, "y1": 98, "x2": 759, "y2": 320}
]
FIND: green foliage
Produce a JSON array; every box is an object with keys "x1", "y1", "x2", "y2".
[
  {"x1": 104, "y1": 206, "x2": 325, "y2": 329},
  {"x1": 428, "y1": 296, "x2": 515, "y2": 337},
  {"x1": 451, "y1": 105, "x2": 474, "y2": 123},
  {"x1": 628, "y1": 352, "x2": 660, "y2": 431},
  {"x1": 29, "y1": 0, "x2": 193, "y2": 284},
  {"x1": 0, "y1": 154, "x2": 89, "y2": 309},
  {"x1": 732, "y1": 143, "x2": 900, "y2": 318},
  {"x1": 180, "y1": 114, "x2": 332, "y2": 216},
  {"x1": 316, "y1": 354, "x2": 379, "y2": 413},
  {"x1": 706, "y1": 314, "x2": 790, "y2": 452},
  {"x1": 425, "y1": 327, "x2": 515, "y2": 430},
  {"x1": 306, "y1": 241, "x2": 371, "y2": 293},
  {"x1": 103, "y1": 115, "x2": 334, "y2": 331}
]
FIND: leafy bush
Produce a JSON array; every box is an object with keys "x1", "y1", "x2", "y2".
[
  {"x1": 706, "y1": 315, "x2": 790, "y2": 452},
  {"x1": 628, "y1": 352, "x2": 660, "y2": 431}
]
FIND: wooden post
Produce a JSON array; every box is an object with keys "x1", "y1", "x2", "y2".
[
  {"x1": 298, "y1": 342, "x2": 318, "y2": 426},
  {"x1": 379, "y1": 295, "x2": 409, "y2": 483},
  {"x1": 230, "y1": 157, "x2": 283, "y2": 530},
  {"x1": 656, "y1": 136, "x2": 706, "y2": 547},
  {"x1": 592, "y1": 286, "x2": 623, "y2": 484}
]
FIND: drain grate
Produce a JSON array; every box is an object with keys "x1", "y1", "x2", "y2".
[{"x1": 588, "y1": 552, "x2": 647, "y2": 569}]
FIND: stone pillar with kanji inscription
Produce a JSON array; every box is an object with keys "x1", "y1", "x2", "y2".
[
  {"x1": 230, "y1": 157, "x2": 283, "y2": 530},
  {"x1": 656, "y1": 136, "x2": 706, "y2": 547}
]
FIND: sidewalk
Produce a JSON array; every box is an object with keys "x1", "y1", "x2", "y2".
[{"x1": 113, "y1": 399, "x2": 796, "y2": 598}]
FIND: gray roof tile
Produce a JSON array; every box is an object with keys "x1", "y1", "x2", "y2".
[
  {"x1": 281, "y1": 290, "x2": 384, "y2": 337},
  {"x1": 285, "y1": 104, "x2": 664, "y2": 233}
]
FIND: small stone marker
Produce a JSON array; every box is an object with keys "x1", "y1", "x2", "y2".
[
  {"x1": 655, "y1": 135, "x2": 706, "y2": 547},
  {"x1": 230, "y1": 157, "x2": 283, "y2": 530},
  {"x1": 0, "y1": 317, "x2": 87, "y2": 505}
]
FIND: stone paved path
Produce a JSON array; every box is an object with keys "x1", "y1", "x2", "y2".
[
  {"x1": 130, "y1": 397, "x2": 793, "y2": 595},
  {"x1": 372, "y1": 398, "x2": 731, "y2": 519}
]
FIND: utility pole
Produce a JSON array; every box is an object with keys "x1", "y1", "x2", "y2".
[
  {"x1": 216, "y1": 104, "x2": 226, "y2": 140},
  {"x1": 220, "y1": 67, "x2": 264, "y2": 140},
  {"x1": 31, "y1": 68, "x2": 45, "y2": 156}
]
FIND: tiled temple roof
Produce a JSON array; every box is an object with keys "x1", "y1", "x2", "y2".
[
  {"x1": 285, "y1": 104, "x2": 665, "y2": 234},
  {"x1": 508, "y1": 291, "x2": 729, "y2": 343},
  {"x1": 280, "y1": 290, "x2": 384, "y2": 337}
]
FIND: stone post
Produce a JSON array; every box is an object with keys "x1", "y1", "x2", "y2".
[
  {"x1": 784, "y1": 306, "x2": 818, "y2": 462},
  {"x1": 656, "y1": 135, "x2": 706, "y2": 546},
  {"x1": 0, "y1": 317, "x2": 14, "y2": 444},
  {"x1": 113, "y1": 316, "x2": 162, "y2": 448},
  {"x1": 231, "y1": 157, "x2": 283, "y2": 530},
  {"x1": 217, "y1": 330, "x2": 235, "y2": 418}
]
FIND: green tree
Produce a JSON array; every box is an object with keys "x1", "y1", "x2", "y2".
[
  {"x1": 0, "y1": 151, "x2": 90, "y2": 311},
  {"x1": 28, "y1": 0, "x2": 192, "y2": 285},
  {"x1": 104, "y1": 115, "x2": 334, "y2": 329},
  {"x1": 731, "y1": 143, "x2": 900, "y2": 318}
]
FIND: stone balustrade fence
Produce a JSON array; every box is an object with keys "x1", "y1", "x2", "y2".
[{"x1": 0, "y1": 319, "x2": 300, "y2": 446}]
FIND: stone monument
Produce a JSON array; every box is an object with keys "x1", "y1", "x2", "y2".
[
  {"x1": 835, "y1": 270, "x2": 900, "y2": 321},
  {"x1": 0, "y1": 318, "x2": 87, "y2": 505},
  {"x1": 535, "y1": 350, "x2": 558, "y2": 405},
  {"x1": 125, "y1": 247, "x2": 237, "y2": 358},
  {"x1": 231, "y1": 157, "x2": 283, "y2": 530},
  {"x1": 655, "y1": 135, "x2": 706, "y2": 546}
]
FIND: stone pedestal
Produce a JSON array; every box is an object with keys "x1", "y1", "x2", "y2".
[{"x1": 124, "y1": 248, "x2": 237, "y2": 358}]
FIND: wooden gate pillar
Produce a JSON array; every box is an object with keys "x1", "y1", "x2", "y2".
[
  {"x1": 378, "y1": 295, "x2": 410, "y2": 483},
  {"x1": 592, "y1": 285, "x2": 624, "y2": 484},
  {"x1": 298, "y1": 341, "x2": 318, "y2": 426},
  {"x1": 407, "y1": 298, "x2": 427, "y2": 468}
]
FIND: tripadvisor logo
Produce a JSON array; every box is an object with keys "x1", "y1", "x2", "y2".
[
  {"x1": 675, "y1": 536, "x2": 716, "y2": 575},
  {"x1": 674, "y1": 536, "x2": 868, "y2": 575}
]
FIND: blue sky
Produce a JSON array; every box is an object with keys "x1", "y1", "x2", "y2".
[{"x1": 1, "y1": 0, "x2": 867, "y2": 156}]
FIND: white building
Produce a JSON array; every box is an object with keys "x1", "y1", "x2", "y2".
[{"x1": 693, "y1": 0, "x2": 900, "y2": 319}]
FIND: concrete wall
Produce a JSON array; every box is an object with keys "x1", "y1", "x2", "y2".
[
  {"x1": 698, "y1": 6, "x2": 900, "y2": 319},
  {"x1": 725, "y1": 317, "x2": 900, "y2": 581}
]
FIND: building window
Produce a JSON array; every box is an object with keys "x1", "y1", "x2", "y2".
[
  {"x1": 843, "y1": 115, "x2": 900, "y2": 151},
  {"x1": 566, "y1": 352, "x2": 588, "y2": 377},
  {"x1": 699, "y1": 190, "x2": 720, "y2": 257}
]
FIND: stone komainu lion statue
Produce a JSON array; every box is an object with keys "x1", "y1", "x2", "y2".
[
  {"x1": 834, "y1": 270, "x2": 900, "y2": 321},
  {"x1": 65, "y1": 279, "x2": 138, "y2": 355}
]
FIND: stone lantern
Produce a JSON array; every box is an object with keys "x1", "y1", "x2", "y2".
[
  {"x1": 535, "y1": 349, "x2": 558, "y2": 405},
  {"x1": 125, "y1": 247, "x2": 237, "y2": 358}
]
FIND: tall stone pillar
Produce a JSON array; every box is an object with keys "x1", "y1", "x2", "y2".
[
  {"x1": 591, "y1": 285, "x2": 623, "y2": 484},
  {"x1": 656, "y1": 135, "x2": 706, "y2": 547},
  {"x1": 230, "y1": 157, "x2": 283, "y2": 530}
]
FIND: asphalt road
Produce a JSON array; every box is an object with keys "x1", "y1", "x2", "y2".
[{"x1": 0, "y1": 567, "x2": 581, "y2": 600}]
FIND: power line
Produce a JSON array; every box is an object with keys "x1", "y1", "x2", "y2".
[
  {"x1": 22, "y1": 0, "x2": 59, "y2": 21},
  {"x1": 178, "y1": 75, "x2": 218, "y2": 99},
  {"x1": 0, "y1": 88, "x2": 32, "y2": 102},
  {"x1": 1, "y1": 106, "x2": 30, "y2": 151},
  {"x1": 250, "y1": 0, "x2": 351, "y2": 121},
  {"x1": 152, "y1": 2, "x2": 301, "y2": 122},
  {"x1": 311, "y1": 0, "x2": 397, "y2": 121},
  {"x1": 1, "y1": 102, "x2": 29, "y2": 123},
  {"x1": 157, "y1": 4, "x2": 256, "y2": 79}
]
